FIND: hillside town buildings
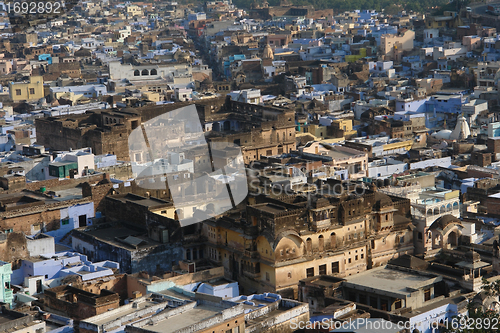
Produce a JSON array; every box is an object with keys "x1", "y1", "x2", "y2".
[{"x1": 0, "y1": 1, "x2": 500, "y2": 333}]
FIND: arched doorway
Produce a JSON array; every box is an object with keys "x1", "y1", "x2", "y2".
[
  {"x1": 306, "y1": 238, "x2": 312, "y2": 254},
  {"x1": 330, "y1": 233, "x2": 336, "y2": 249},
  {"x1": 448, "y1": 231, "x2": 458, "y2": 247}
]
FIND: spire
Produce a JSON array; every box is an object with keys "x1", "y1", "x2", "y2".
[
  {"x1": 262, "y1": 44, "x2": 274, "y2": 60},
  {"x1": 450, "y1": 114, "x2": 470, "y2": 141}
]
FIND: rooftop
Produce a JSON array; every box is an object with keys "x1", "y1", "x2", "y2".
[
  {"x1": 342, "y1": 266, "x2": 440, "y2": 297},
  {"x1": 143, "y1": 304, "x2": 226, "y2": 333}
]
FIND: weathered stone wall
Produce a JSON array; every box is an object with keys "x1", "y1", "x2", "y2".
[
  {"x1": 26, "y1": 173, "x2": 106, "y2": 191},
  {"x1": 0, "y1": 197, "x2": 93, "y2": 235},
  {"x1": 0, "y1": 232, "x2": 30, "y2": 263},
  {"x1": 75, "y1": 274, "x2": 128, "y2": 300}
]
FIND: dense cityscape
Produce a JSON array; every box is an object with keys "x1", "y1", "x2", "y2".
[{"x1": 0, "y1": 0, "x2": 499, "y2": 332}]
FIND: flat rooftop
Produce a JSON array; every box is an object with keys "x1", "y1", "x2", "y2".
[
  {"x1": 158, "y1": 288, "x2": 192, "y2": 301},
  {"x1": 326, "y1": 147, "x2": 363, "y2": 159},
  {"x1": 254, "y1": 203, "x2": 288, "y2": 214},
  {"x1": 76, "y1": 224, "x2": 160, "y2": 250},
  {"x1": 343, "y1": 266, "x2": 439, "y2": 297},
  {"x1": 401, "y1": 294, "x2": 468, "y2": 318},
  {"x1": 85, "y1": 299, "x2": 161, "y2": 327},
  {"x1": 112, "y1": 193, "x2": 169, "y2": 208},
  {"x1": 145, "y1": 305, "x2": 222, "y2": 333}
]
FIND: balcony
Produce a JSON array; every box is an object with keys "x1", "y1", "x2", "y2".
[
  {"x1": 244, "y1": 250, "x2": 260, "y2": 259},
  {"x1": 243, "y1": 270, "x2": 261, "y2": 279},
  {"x1": 3, "y1": 289, "x2": 12, "y2": 301},
  {"x1": 311, "y1": 219, "x2": 331, "y2": 231}
]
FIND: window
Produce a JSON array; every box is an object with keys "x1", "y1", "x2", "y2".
[
  {"x1": 319, "y1": 264, "x2": 326, "y2": 275},
  {"x1": 62, "y1": 218, "x2": 70, "y2": 225},
  {"x1": 348, "y1": 258, "x2": 352, "y2": 263},
  {"x1": 381, "y1": 299, "x2": 389, "y2": 311},
  {"x1": 355, "y1": 255, "x2": 358, "y2": 261},
  {"x1": 361, "y1": 253, "x2": 364, "y2": 259},
  {"x1": 15, "y1": 89, "x2": 21, "y2": 95},
  {"x1": 29, "y1": 88, "x2": 35, "y2": 95},
  {"x1": 394, "y1": 299, "x2": 402, "y2": 309},
  {"x1": 332, "y1": 261, "x2": 340, "y2": 273},
  {"x1": 306, "y1": 267, "x2": 314, "y2": 277},
  {"x1": 424, "y1": 288, "x2": 431, "y2": 301}
]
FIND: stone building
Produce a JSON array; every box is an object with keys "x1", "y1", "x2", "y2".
[
  {"x1": 35, "y1": 108, "x2": 142, "y2": 161},
  {"x1": 200, "y1": 183, "x2": 414, "y2": 298},
  {"x1": 200, "y1": 98, "x2": 297, "y2": 163},
  {"x1": 43, "y1": 285, "x2": 120, "y2": 320},
  {"x1": 0, "y1": 192, "x2": 94, "y2": 236},
  {"x1": 36, "y1": 97, "x2": 295, "y2": 164},
  {"x1": 71, "y1": 221, "x2": 185, "y2": 274}
]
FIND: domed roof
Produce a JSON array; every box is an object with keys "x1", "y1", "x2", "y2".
[
  {"x1": 262, "y1": 44, "x2": 274, "y2": 60},
  {"x1": 429, "y1": 214, "x2": 462, "y2": 231},
  {"x1": 431, "y1": 130, "x2": 452, "y2": 140}
]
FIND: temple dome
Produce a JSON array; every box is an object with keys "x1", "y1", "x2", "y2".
[
  {"x1": 431, "y1": 130, "x2": 452, "y2": 140},
  {"x1": 262, "y1": 44, "x2": 274, "y2": 60},
  {"x1": 450, "y1": 115, "x2": 470, "y2": 140}
]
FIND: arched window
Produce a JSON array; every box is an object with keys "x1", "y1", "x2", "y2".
[
  {"x1": 141, "y1": 69, "x2": 149, "y2": 76},
  {"x1": 306, "y1": 238, "x2": 312, "y2": 254},
  {"x1": 134, "y1": 70, "x2": 140, "y2": 76},
  {"x1": 318, "y1": 235, "x2": 324, "y2": 252},
  {"x1": 330, "y1": 233, "x2": 336, "y2": 249},
  {"x1": 150, "y1": 68, "x2": 157, "y2": 75}
]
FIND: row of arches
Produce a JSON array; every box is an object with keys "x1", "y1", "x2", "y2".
[
  {"x1": 426, "y1": 202, "x2": 459, "y2": 216},
  {"x1": 186, "y1": 247, "x2": 203, "y2": 261},
  {"x1": 105, "y1": 117, "x2": 118, "y2": 124},
  {"x1": 305, "y1": 233, "x2": 336, "y2": 254},
  {"x1": 133, "y1": 69, "x2": 158, "y2": 76}
]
